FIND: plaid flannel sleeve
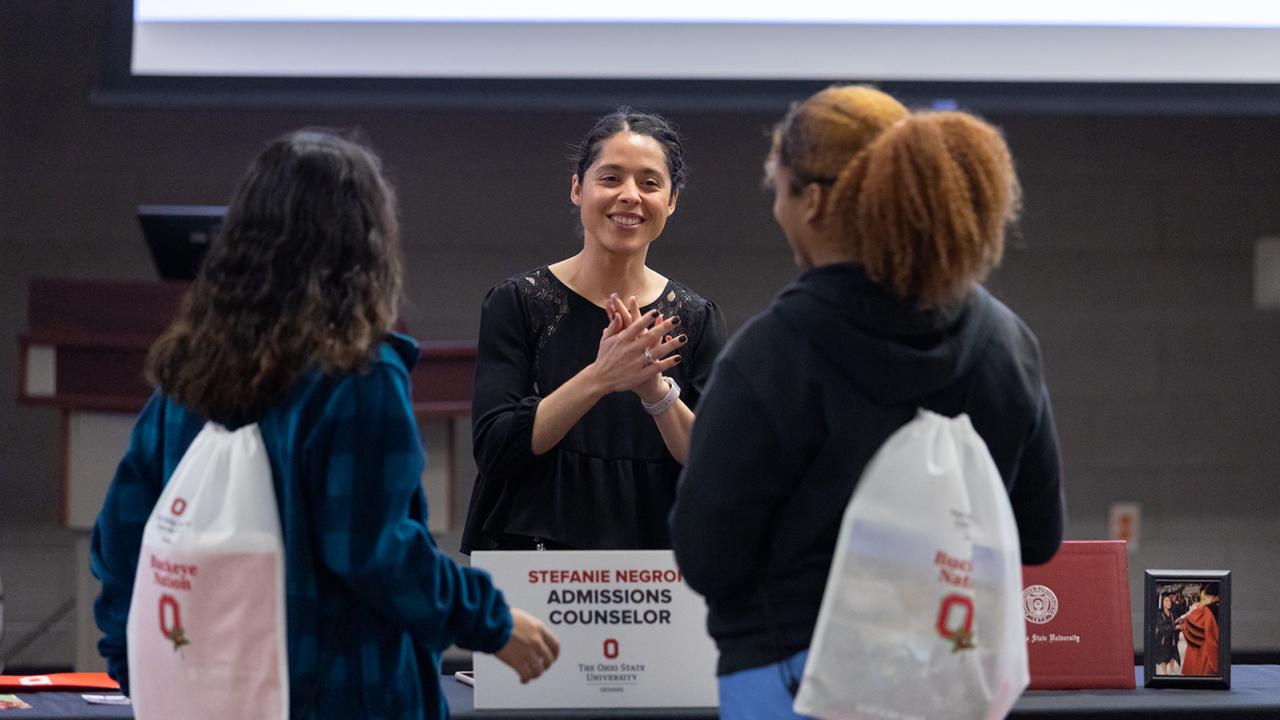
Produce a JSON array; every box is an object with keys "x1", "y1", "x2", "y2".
[{"x1": 309, "y1": 360, "x2": 513, "y2": 654}]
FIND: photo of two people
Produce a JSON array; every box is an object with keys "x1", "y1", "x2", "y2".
[
  {"x1": 1152, "y1": 581, "x2": 1222, "y2": 677},
  {"x1": 1145, "y1": 570, "x2": 1230, "y2": 689}
]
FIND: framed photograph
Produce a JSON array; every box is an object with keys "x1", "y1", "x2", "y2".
[{"x1": 1143, "y1": 570, "x2": 1231, "y2": 689}]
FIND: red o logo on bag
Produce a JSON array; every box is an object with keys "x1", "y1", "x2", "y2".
[
  {"x1": 603, "y1": 638, "x2": 619, "y2": 659},
  {"x1": 937, "y1": 593, "x2": 975, "y2": 651},
  {"x1": 158, "y1": 594, "x2": 191, "y2": 651},
  {"x1": 170, "y1": 498, "x2": 187, "y2": 516},
  {"x1": 159, "y1": 594, "x2": 182, "y2": 636}
]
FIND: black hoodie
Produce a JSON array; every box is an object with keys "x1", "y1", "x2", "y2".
[{"x1": 671, "y1": 263, "x2": 1065, "y2": 676}]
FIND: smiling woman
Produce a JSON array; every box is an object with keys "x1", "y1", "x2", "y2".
[{"x1": 462, "y1": 110, "x2": 726, "y2": 553}]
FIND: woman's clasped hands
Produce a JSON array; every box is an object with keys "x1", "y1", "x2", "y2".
[{"x1": 588, "y1": 293, "x2": 687, "y2": 401}]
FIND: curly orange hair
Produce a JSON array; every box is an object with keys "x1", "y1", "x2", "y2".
[{"x1": 831, "y1": 112, "x2": 1020, "y2": 307}]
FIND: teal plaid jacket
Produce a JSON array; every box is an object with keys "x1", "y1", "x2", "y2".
[{"x1": 91, "y1": 334, "x2": 512, "y2": 719}]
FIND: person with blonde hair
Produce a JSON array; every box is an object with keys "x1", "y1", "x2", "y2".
[{"x1": 671, "y1": 86, "x2": 1065, "y2": 717}]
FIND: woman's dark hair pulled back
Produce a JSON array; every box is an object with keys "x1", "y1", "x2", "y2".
[{"x1": 572, "y1": 108, "x2": 687, "y2": 194}]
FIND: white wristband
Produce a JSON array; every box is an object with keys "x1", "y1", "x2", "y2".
[{"x1": 641, "y1": 376, "x2": 681, "y2": 416}]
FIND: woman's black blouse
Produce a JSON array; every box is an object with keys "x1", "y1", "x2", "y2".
[{"x1": 462, "y1": 266, "x2": 726, "y2": 552}]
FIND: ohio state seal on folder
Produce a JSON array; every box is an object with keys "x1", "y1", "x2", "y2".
[{"x1": 1021, "y1": 540, "x2": 1136, "y2": 689}]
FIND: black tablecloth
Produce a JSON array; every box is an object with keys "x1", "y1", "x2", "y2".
[
  {"x1": 443, "y1": 666, "x2": 1280, "y2": 719},
  {"x1": 12, "y1": 666, "x2": 1280, "y2": 719},
  {"x1": 1009, "y1": 665, "x2": 1280, "y2": 718},
  {"x1": 0, "y1": 692, "x2": 131, "y2": 720}
]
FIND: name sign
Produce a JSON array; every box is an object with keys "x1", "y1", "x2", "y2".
[{"x1": 470, "y1": 550, "x2": 719, "y2": 709}]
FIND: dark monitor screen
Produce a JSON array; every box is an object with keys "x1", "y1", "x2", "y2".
[{"x1": 137, "y1": 205, "x2": 226, "y2": 281}]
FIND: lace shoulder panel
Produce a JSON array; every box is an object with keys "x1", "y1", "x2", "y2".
[
  {"x1": 507, "y1": 266, "x2": 569, "y2": 383},
  {"x1": 652, "y1": 277, "x2": 715, "y2": 347}
]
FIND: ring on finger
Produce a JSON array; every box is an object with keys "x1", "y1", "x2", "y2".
[{"x1": 643, "y1": 348, "x2": 654, "y2": 365}]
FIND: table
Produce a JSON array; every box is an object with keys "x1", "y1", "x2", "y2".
[
  {"x1": 0, "y1": 693, "x2": 131, "y2": 719},
  {"x1": 12, "y1": 667, "x2": 1280, "y2": 719},
  {"x1": 442, "y1": 666, "x2": 1280, "y2": 719}
]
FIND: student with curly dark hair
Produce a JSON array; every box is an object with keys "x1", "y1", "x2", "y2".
[
  {"x1": 672, "y1": 86, "x2": 1066, "y2": 717},
  {"x1": 463, "y1": 110, "x2": 726, "y2": 552},
  {"x1": 91, "y1": 130, "x2": 558, "y2": 718}
]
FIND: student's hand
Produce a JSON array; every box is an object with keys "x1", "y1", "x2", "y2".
[
  {"x1": 587, "y1": 294, "x2": 680, "y2": 394},
  {"x1": 495, "y1": 608, "x2": 560, "y2": 684}
]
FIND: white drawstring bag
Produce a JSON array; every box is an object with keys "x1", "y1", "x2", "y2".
[
  {"x1": 125, "y1": 422, "x2": 288, "y2": 720},
  {"x1": 793, "y1": 410, "x2": 1027, "y2": 720}
]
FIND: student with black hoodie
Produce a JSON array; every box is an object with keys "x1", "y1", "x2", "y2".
[{"x1": 670, "y1": 86, "x2": 1066, "y2": 719}]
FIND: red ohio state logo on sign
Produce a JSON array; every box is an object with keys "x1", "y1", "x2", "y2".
[
  {"x1": 603, "y1": 638, "x2": 619, "y2": 659},
  {"x1": 170, "y1": 497, "x2": 188, "y2": 516}
]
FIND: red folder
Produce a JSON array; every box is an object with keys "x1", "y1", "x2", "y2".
[
  {"x1": 1021, "y1": 540, "x2": 1135, "y2": 689},
  {"x1": 0, "y1": 672, "x2": 120, "y2": 691}
]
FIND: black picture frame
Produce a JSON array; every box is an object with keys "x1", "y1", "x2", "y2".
[{"x1": 1143, "y1": 570, "x2": 1231, "y2": 689}]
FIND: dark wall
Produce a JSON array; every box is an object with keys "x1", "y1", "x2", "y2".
[{"x1": 4, "y1": 1, "x2": 1280, "y2": 647}]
